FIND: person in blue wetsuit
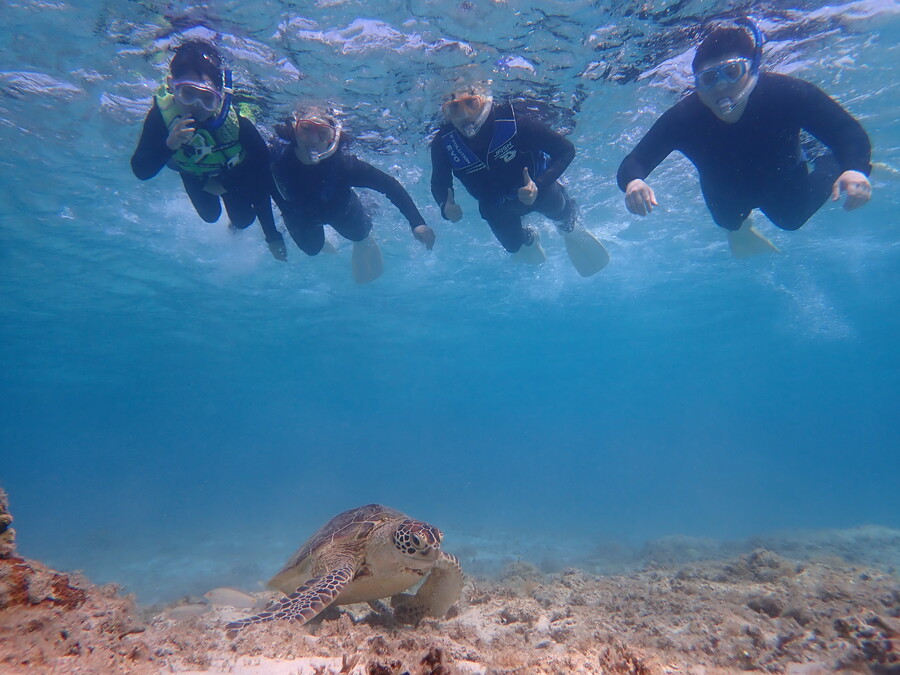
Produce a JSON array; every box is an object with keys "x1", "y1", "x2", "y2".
[
  {"x1": 271, "y1": 109, "x2": 435, "y2": 284},
  {"x1": 430, "y1": 82, "x2": 609, "y2": 275},
  {"x1": 617, "y1": 19, "x2": 873, "y2": 258},
  {"x1": 131, "y1": 40, "x2": 287, "y2": 261}
]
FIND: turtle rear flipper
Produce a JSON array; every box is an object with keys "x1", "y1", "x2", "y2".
[
  {"x1": 390, "y1": 552, "x2": 464, "y2": 625},
  {"x1": 226, "y1": 564, "x2": 354, "y2": 635}
]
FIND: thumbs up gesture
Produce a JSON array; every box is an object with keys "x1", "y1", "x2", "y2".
[
  {"x1": 443, "y1": 187, "x2": 463, "y2": 222},
  {"x1": 518, "y1": 167, "x2": 538, "y2": 206}
]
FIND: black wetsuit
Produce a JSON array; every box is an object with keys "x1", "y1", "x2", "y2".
[
  {"x1": 431, "y1": 103, "x2": 576, "y2": 252},
  {"x1": 131, "y1": 103, "x2": 281, "y2": 244},
  {"x1": 616, "y1": 72, "x2": 872, "y2": 231},
  {"x1": 271, "y1": 143, "x2": 426, "y2": 256}
]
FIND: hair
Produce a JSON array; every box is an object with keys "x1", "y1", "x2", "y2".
[
  {"x1": 692, "y1": 26, "x2": 756, "y2": 72},
  {"x1": 170, "y1": 40, "x2": 224, "y2": 87}
]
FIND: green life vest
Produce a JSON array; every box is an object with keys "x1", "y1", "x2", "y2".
[{"x1": 156, "y1": 89, "x2": 245, "y2": 176}]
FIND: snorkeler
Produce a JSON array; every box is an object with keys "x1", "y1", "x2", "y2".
[
  {"x1": 617, "y1": 18, "x2": 873, "y2": 258},
  {"x1": 430, "y1": 83, "x2": 609, "y2": 276},
  {"x1": 271, "y1": 109, "x2": 434, "y2": 284},
  {"x1": 130, "y1": 40, "x2": 287, "y2": 261}
]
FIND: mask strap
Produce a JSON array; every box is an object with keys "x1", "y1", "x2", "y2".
[
  {"x1": 201, "y1": 69, "x2": 233, "y2": 131},
  {"x1": 735, "y1": 17, "x2": 764, "y2": 73}
]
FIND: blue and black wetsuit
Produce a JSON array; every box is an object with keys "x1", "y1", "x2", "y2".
[
  {"x1": 271, "y1": 143, "x2": 427, "y2": 255},
  {"x1": 130, "y1": 102, "x2": 281, "y2": 244},
  {"x1": 616, "y1": 72, "x2": 872, "y2": 231},
  {"x1": 430, "y1": 103, "x2": 577, "y2": 253}
]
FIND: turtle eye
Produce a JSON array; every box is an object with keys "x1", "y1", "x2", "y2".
[{"x1": 411, "y1": 535, "x2": 422, "y2": 548}]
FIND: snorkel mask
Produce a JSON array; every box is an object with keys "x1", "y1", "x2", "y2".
[
  {"x1": 695, "y1": 17, "x2": 764, "y2": 116},
  {"x1": 443, "y1": 91, "x2": 492, "y2": 138},
  {"x1": 203, "y1": 69, "x2": 233, "y2": 131},
  {"x1": 293, "y1": 114, "x2": 342, "y2": 163},
  {"x1": 171, "y1": 69, "x2": 233, "y2": 130}
]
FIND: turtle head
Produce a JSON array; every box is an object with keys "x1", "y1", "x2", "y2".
[{"x1": 392, "y1": 519, "x2": 442, "y2": 563}]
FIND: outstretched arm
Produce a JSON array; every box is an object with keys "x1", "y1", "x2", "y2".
[
  {"x1": 348, "y1": 157, "x2": 435, "y2": 249},
  {"x1": 794, "y1": 78, "x2": 873, "y2": 210},
  {"x1": 615, "y1": 105, "x2": 682, "y2": 216},
  {"x1": 130, "y1": 104, "x2": 175, "y2": 180},
  {"x1": 430, "y1": 138, "x2": 457, "y2": 220},
  {"x1": 616, "y1": 108, "x2": 681, "y2": 193},
  {"x1": 348, "y1": 157, "x2": 427, "y2": 229},
  {"x1": 796, "y1": 79, "x2": 871, "y2": 176}
]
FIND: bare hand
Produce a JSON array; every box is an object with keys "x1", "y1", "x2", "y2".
[
  {"x1": 831, "y1": 170, "x2": 871, "y2": 211},
  {"x1": 443, "y1": 187, "x2": 462, "y2": 222},
  {"x1": 413, "y1": 224, "x2": 436, "y2": 250},
  {"x1": 166, "y1": 116, "x2": 196, "y2": 151},
  {"x1": 625, "y1": 179, "x2": 658, "y2": 216},
  {"x1": 517, "y1": 167, "x2": 538, "y2": 206}
]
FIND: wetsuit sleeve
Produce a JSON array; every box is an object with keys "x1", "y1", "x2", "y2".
[
  {"x1": 130, "y1": 103, "x2": 175, "y2": 180},
  {"x1": 791, "y1": 78, "x2": 872, "y2": 175},
  {"x1": 347, "y1": 157, "x2": 427, "y2": 229},
  {"x1": 616, "y1": 106, "x2": 683, "y2": 192},
  {"x1": 430, "y1": 136, "x2": 454, "y2": 219},
  {"x1": 516, "y1": 116, "x2": 575, "y2": 190},
  {"x1": 237, "y1": 117, "x2": 282, "y2": 243}
]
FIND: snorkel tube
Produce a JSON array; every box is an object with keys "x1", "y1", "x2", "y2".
[
  {"x1": 305, "y1": 117, "x2": 343, "y2": 164},
  {"x1": 201, "y1": 69, "x2": 233, "y2": 131},
  {"x1": 460, "y1": 97, "x2": 493, "y2": 138},
  {"x1": 716, "y1": 16, "x2": 764, "y2": 116},
  {"x1": 735, "y1": 16, "x2": 764, "y2": 74}
]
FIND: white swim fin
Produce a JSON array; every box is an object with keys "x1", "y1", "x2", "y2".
[
  {"x1": 727, "y1": 220, "x2": 780, "y2": 259},
  {"x1": 351, "y1": 237, "x2": 383, "y2": 284},
  {"x1": 512, "y1": 231, "x2": 546, "y2": 265},
  {"x1": 563, "y1": 228, "x2": 610, "y2": 277}
]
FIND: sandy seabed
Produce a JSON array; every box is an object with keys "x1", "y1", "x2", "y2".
[{"x1": 1, "y1": 490, "x2": 898, "y2": 675}]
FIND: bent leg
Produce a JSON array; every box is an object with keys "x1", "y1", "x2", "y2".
[
  {"x1": 478, "y1": 199, "x2": 532, "y2": 253},
  {"x1": 181, "y1": 174, "x2": 222, "y2": 223},
  {"x1": 283, "y1": 210, "x2": 326, "y2": 255},
  {"x1": 221, "y1": 183, "x2": 257, "y2": 230},
  {"x1": 329, "y1": 194, "x2": 372, "y2": 243},
  {"x1": 702, "y1": 188, "x2": 753, "y2": 232},
  {"x1": 760, "y1": 154, "x2": 840, "y2": 231},
  {"x1": 533, "y1": 182, "x2": 576, "y2": 233}
]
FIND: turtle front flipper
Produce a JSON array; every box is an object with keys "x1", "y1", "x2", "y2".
[
  {"x1": 225, "y1": 564, "x2": 354, "y2": 635},
  {"x1": 390, "y1": 551, "x2": 464, "y2": 625}
]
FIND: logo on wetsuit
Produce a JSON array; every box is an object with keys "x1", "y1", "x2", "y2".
[{"x1": 497, "y1": 143, "x2": 517, "y2": 163}]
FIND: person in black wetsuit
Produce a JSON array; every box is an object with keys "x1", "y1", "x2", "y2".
[
  {"x1": 430, "y1": 82, "x2": 609, "y2": 273},
  {"x1": 617, "y1": 20, "x2": 873, "y2": 258},
  {"x1": 271, "y1": 109, "x2": 435, "y2": 284},
  {"x1": 131, "y1": 41, "x2": 287, "y2": 261}
]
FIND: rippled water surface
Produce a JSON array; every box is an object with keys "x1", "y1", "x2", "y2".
[{"x1": 1, "y1": 0, "x2": 899, "y2": 602}]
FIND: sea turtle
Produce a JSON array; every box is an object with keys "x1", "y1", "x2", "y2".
[{"x1": 226, "y1": 504, "x2": 464, "y2": 633}]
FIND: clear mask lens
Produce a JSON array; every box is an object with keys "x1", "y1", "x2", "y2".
[
  {"x1": 694, "y1": 59, "x2": 750, "y2": 90},
  {"x1": 294, "y1": 117, "x2": 341, "y2": 163},
  {"x1": 442, "y1": 94, "x2": 482, "y2": 118},
  {"x1": 294, "y1": 120, "x2": 335, "y2": 145},
  {"x1": 173, "y1": 82, "x2": 222, "y2": 112}
]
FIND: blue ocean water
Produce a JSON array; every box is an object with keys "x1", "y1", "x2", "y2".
[{"x1": 1, "y1": 0, "x2": 898, "y2": 604}]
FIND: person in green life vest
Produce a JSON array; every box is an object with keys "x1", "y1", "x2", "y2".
[{"x1": 131, "y1": 40, "x2": 287, "y2": 261}]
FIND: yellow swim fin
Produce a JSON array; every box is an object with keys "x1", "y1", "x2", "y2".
[
  {"x1": 351, "y1": 237, "x2": 383, "y2": 284},
  {"x1": 563, "y1": 228, "x2": 610, "y2": 277},
  {"x1": 512, "y1": 231, "x2": 546, "y2": 265},
  {"x1": 727, "y1": 220, "x2": 780, "y2": 259}
]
